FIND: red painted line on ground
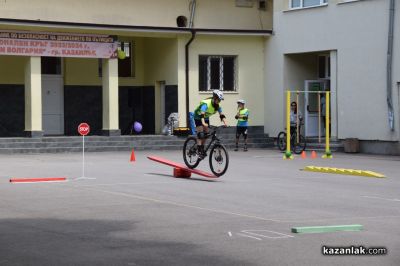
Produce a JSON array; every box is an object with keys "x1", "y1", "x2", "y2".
[{"x1": 9, "y1": 177, "x2": 67, "y2": 183}]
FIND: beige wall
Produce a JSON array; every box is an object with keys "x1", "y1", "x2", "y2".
[
  {"x1": 63, "y1": 36, "x2": 180, "y2": 87},
  {"x1": 0, "y1": 35, "x2": 178, "y2": 87},
  {"x1": 0, "y1": 55, "x2": 27, "y2": 84},
  {"x1": 179, "y1": 35, "x2": 265, "y2": 127},
  {"x1": 64, "y1": 58, "x2": 101, "y2": 86},
  {"x1": 0, "y1": 0, "x2": 272, "y2": 30},
  {"x1": 194, "y1": 0, "x2": 273, "y2": 30},
  {"x1": 1, "y1": 0, "x2": 271, "y2": 136},
  {"x1": 144, "y1": 38, "x2": 178, "y2": 86},
  {"x1": 64, "y1": 37, "x2": 145, "y2": 86}
]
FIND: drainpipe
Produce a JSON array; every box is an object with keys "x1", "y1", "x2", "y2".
[
  {"x1": 387, "y1": 0, "x2": 395, "y2": 131},
  {"x1": 185, "y1": 0, "x2": 196, "y2": 127},
  {"x1": 189, "y1": 0, "x2": 196, "y2": 28}
]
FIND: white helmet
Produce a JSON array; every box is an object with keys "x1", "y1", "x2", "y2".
[
  {"x1": 237, "y1": 99, "x2": 245, "y2": 105},
  {"x1": 212, "y1": 90, "x2": 224, "y2": 100}
]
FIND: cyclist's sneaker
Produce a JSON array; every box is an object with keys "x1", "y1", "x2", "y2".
[
  {"x1": 198, "y1": 151, "x2": 207, "y2": 159},
  {"x1": 244, "y1": 146, "x2": 248, "y2": 152}
]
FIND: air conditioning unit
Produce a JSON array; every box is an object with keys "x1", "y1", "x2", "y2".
[
  {"x1": 236, "y1": 0, "x2": 266, "y2": 10},
  {"x1": 235, "y1": 0, "x2": 254, "y2": 8}
]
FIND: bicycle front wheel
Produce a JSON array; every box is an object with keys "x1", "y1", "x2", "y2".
[
  {"x1": 293, "y1": 135, "x2": 306, "y2": 154},
  {"x1": 183, "y1": 136, "x2": 200, "y2": 169},
  {"x1": 209, "y1": 144, "x2": 229, "y2": 177},
  {"x1": 277, "y1": 131, "x2": 287, "y2": 151}
]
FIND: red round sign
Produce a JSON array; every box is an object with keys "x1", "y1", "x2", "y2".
[{"x1": 78, "y1": 123, "x2": 90, "y2": 136}]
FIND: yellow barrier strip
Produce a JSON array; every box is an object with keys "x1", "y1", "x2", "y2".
[{"x1": 303, "y1": 166, "x2": 385, "y2": 178}]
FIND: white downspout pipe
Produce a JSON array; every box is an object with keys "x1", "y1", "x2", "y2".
[{"x1": 387, "y1": 0, "x2": 395, "y2": 131}]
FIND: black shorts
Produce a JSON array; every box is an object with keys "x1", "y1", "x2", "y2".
[
  {"x1": 236, "y1": 126, "x2": 248, "y2": 138},
  {"x1": 194, "y1": 119, "x2": 210, "y2": 127}
]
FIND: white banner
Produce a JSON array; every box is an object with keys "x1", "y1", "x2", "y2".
[{"x1": 0, "y1": 31, "x2": 118, "y2": 58}]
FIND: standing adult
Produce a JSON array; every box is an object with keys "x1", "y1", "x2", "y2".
[{"x1": 234, "y1": 99, "x2": 249, "y2": 151}]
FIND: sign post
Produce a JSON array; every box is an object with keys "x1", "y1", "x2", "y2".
[{"x1": 78, "y1": 123, "x2": 90, "y2": 178}]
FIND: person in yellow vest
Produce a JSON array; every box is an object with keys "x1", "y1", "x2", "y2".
[
  {"x1": 234, "y1": 99, "x2": 249, "y2": 151},
  {"x1": 193, "y1": 90, "x2": 228, "y2": 159}
]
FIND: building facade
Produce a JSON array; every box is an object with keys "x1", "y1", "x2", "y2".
[
  {"x1": 1, "y1": 0, "x2": 399, "y2": 155},
  {"x1": 0, "y1": 0, "x2": 271, "y2": 137},
  {"x1": 265, "y1": 0, "x2": 400, "y2": 154}
]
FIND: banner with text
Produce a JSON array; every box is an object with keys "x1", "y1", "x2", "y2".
[{"x1": 0, "y1": 31, "x2": 118, "y2": 58}]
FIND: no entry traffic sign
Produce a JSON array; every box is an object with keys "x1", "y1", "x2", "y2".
[{"x1": 78, "y1": 123, "x2": 90, "y2": 136}]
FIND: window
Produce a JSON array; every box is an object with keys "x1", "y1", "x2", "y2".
[
  {"x1": 291, "y1": 0, "x2": 327, "y2": 9},
  {"x1": 98, "y1": 41, "x2": 134, "y2": 77},
  {"x1": 41, "y1": 57, "x2": 62, "y2": 75},
  {"x1": 118, "y1": 41, "x2": 133, "y2": 77},
  {"x1": 199, "y1": 55, "x2": 237, "y2": 92}
]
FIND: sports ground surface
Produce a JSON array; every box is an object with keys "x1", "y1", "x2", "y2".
[{"x1": 0, "y1": 149, "x2": 399, "y2": 266}]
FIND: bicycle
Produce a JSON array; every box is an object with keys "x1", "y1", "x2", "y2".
[
  {"x1": 277, "y1": 124, "x2": 306, "y2": 154},
  {"x1": 182, "y1": 125, "x2": 229, "y2": 177}
]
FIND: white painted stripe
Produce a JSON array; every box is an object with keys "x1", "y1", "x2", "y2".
[
  {"x1": 362, "y1": 196, "x2": 400, "y2": 202},
  {"x1": 75, "y1": 181, "x2": 172, "y2": 187},
  {"x1": 237, "y1": 233, "x2": 262, "y2": 241},
  {"x1": 280, "y1": 215, "x2": 400, "y2": 223},
  {"x1": 242, "y1": 230, "x2": 294, "y2": 239},
  {"x1": 80, "y1": 187, "x2": 282, "y2": 223},
  {"x1": 76, "y1": 187, "x2": 400, "y2": 225},
  {"x1": 74, "y1": 177, "x2": 96, "y2": 181}
]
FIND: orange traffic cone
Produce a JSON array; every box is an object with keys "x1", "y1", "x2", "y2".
[
  {"x1": 301, "y1": 151, "x2": 307, "y2": 159},
  {"x1": 130, "y1": 148, "x2": 136, "y2": 162},
  {"x1": 311, "y1": 151, "x2": 317, "y2": 159}
]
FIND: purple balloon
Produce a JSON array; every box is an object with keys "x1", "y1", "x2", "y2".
[{"x1": 133, "y1": 121, "x2": 142, "y2": 133}]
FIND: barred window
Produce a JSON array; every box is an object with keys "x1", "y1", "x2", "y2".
[
  {"x1": 118, "y1": 41, "x2": 133, "y2": 77},
  {"x1": 199, "y1": 55, "x2": 237, "y2": 92}
]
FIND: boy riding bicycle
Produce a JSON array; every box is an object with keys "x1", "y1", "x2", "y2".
[{"x1": 193, "y1": 90, "x2": 228, "y2": 159}]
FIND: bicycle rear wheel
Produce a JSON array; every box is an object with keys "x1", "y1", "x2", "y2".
[
  {"x1": 277, "y1": 131, "x2": 287, "y2": 151},
  {"x1": 209, "y1": 144, "x2": 229, "y2": 177},
  {"x1": 183, "y1": 136, "x2": 200, "y2": 169},
  {"x1": 293, "y1": 134, "x2": 306, "y2": 154}
]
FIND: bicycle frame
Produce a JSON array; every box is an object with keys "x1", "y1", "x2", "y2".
[
  {"x1": 203, "y1": 128, "x2": 221, "y2": 154},
  {"x1": 287, "y1": 125, "x2": 302, "y2": 141},
  {"x1": 183, "y1": 125, "x2": 229, "y2": 176}
]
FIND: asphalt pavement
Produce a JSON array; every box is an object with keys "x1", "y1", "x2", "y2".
[{"x1": 0, "y1": 149, "x2": 399, "y2": 266}]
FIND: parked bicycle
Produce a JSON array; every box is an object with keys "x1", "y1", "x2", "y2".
[
  {"x1": 277, "y1": 123, "x2": 306, "y2": 154},
  {"x1": 183, "y1": 125, "x2": 229, "y2": 177}
]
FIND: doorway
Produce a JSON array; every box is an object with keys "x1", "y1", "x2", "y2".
[
  {"x1": 304, "y1": 80, "x2": 327, "y2": 137},
  {"x1": 41, "y1": 57, "x2": 64, "y2": 135}
]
